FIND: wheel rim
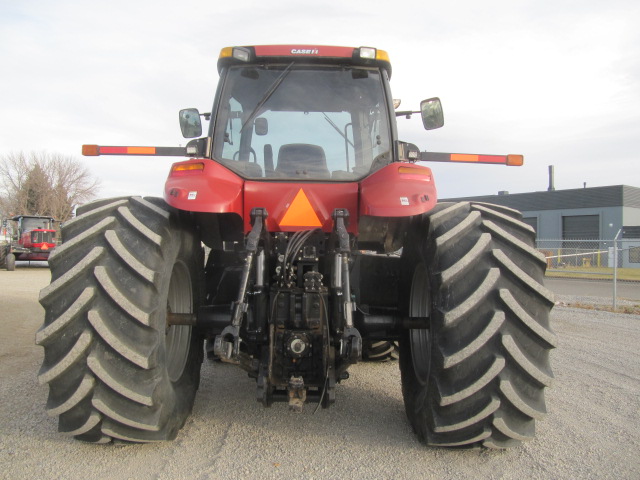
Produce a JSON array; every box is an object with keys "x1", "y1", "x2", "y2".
[
  {"x1": 409, "y1": 263, "x2": 431, "y2": 385},
  {"x1": 166, "y1": 260, "x2": 192, "y2": 383}
]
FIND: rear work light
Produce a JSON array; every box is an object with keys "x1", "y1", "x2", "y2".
[
  {"x1": 359, "y1": 47, "x2": 376, "y2": 59},
  {"x1": 219, "y1": 46, "x2": 251, "y2": 62},
  {"x1": 358, "y1": 47, "x2": 390, "y2": 62},
  {"x1": 232, "y1": 47, "x2": 251, "y2": 62}
]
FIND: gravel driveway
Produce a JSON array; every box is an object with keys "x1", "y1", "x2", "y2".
[{"x1": 1, "y1": 267, "x2": 638, "y2": 479}]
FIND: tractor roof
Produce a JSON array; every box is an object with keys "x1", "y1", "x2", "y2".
[{"x1": 217, "y1": 45, "x2": 392, "y2": 78}]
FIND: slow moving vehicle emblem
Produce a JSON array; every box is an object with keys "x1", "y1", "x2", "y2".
[{"x1": 279, "y1": 189, "x2": 322, "y2": 227}]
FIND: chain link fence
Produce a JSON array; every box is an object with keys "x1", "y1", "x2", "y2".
[
  {"x1": 537, "y1": 237, "x2": 640, "y2": 308},
  {"x1": 537, "y1": 239, "x2": 640, "y2": 274}
]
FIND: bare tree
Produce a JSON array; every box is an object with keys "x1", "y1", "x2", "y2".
[
  {"x1": 0, "y1": 152, "x2": 31, "y2": 217},
  {"x1": 45, "y1": 154, "x2": 101, "y2": 221},
  {"x1": 0, "y1": 152, "x2": 100, "y2": 222}
]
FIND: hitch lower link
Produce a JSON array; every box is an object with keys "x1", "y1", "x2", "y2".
[
  {"x1": 333, "y1": 209, "x2": 362, "y2": 362},
  {"x1": 213, "y1": 208, "x2": 267, "y2": 363}
]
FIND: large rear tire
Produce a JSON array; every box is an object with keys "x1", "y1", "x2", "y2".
[
  {"x1": 400, "y1": 202, "x2": 556, "y2": 448},
  {"x1": 36, "y1": 197, "x2": 204, "y2": 443}
]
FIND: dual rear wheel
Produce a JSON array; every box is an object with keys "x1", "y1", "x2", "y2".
[
  {"x1": 400, "y1": 202, "x2": 556, "y2": 448},
  {"x1": 37, "y1": 198, "x2": 554, "y2": 448},
  {"x1": 37, "y1": 197, "x2": 203, "y2": 443}
]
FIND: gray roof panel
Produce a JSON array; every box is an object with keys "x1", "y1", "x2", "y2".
[{"x1": 441, "y1": 185, "x2": 640, "y2": 211}]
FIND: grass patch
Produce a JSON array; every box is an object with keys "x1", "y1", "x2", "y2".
[
  {"x1": 558, "y1": 301, "x2": 640, "y2": 315},
  {"x1": 546, "y1": 267, "x2": 640, "y2": 282}
]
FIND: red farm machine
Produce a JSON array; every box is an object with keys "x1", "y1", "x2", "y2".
[
  {"x1": 1, "y1": 215, "x2": 56, "y2": 270},
  {"x1": 36, "y1": 45, "x2": 555, "y2": 448}
]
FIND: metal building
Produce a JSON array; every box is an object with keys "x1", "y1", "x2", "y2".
[{"x1": 441, "y1": 185, "x2": 640, "y2": 241}]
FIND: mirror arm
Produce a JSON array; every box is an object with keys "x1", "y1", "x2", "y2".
[{"x1": 395, "y1": 110, "x2": 420, "y2": 118}]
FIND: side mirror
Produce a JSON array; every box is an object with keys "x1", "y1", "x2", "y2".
[
  {"x1": 179, "y1": 108, "x2": 202, "y2": 138},
  {"x1": 420, "y1": 97, "x2": 444, "y2": 130}
]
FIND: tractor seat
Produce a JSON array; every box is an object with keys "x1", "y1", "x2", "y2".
[{"x1": 276, "y1": 144, "x2": 330, "y2": 179}]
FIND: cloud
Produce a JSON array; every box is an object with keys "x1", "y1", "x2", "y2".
[{"x1": 0, "y1": 0, "x2": 638, "y2": 200}]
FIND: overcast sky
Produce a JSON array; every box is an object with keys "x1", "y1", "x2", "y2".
[{"x1": 1, "y1": 0, "x2": 638, "y2": 200}]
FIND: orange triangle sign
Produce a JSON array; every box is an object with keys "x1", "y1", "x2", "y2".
[{"x1": 279, "y1": 189, "x2": 322, "y2": 227}]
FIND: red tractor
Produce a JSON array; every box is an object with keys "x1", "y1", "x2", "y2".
[
  {"x1": 37, "y1": 45, "x2": 555, "y2": 448},
  {"x1": 1, "y1": 215, "x2": 56, "y2": 270}
]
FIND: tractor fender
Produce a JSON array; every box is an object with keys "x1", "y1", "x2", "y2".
[
  {"x1": 164, "y1": 159, "x2": 244, "y2": 215},
  {"x1": 359, "y1": 163, "x2": 437, "y2": 217}
]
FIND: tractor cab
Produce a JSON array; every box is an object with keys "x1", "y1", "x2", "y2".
[
  {"x1": 179, "y1": 46, "x2": 442, "y2": 182},
  {"x1": 204, "y1": 46, "x2": 393, "y2": 181}
]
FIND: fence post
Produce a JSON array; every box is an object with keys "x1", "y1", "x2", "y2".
[{"x1": 613, "y1": 229, "x2": 622, "y2": 310}]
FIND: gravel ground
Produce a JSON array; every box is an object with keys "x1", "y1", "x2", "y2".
[{"x1": 1, "y1": 267, "x2": 639, "y2": 479}]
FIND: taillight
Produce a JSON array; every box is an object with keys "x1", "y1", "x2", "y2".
[{"x1": 170, "y1": 162, "x2": 205, "y2": 176}]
